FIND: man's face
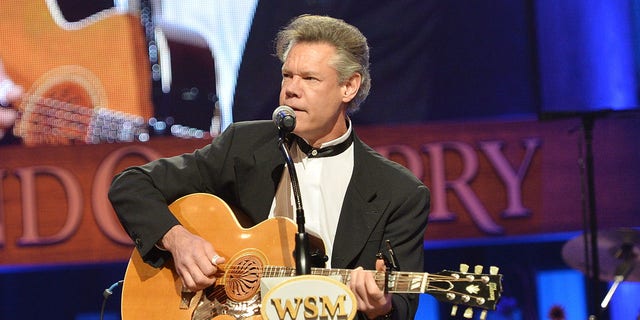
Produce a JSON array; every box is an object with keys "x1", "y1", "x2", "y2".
[{"x1": 279, "y1": 42, "x2": 357, "y2": 146}]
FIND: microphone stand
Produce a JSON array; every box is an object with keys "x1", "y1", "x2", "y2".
[
  {"x1": 541, "y1": 109, "x2": 640, "y2": 320},
  {"x1": 579, "y1": 115, "x2": 605, "y2": 320},
  {"x1": 277, "y1": 131, "x2": 311, "y2": 275},
  {"x1": 542, "y1": 111, "x2": 604, "y2": 319}
]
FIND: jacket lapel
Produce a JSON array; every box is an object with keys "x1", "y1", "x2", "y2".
[
  {"x1": 235, "y1": 135, "x2": 285, "y2": 223},
  {"x1": 331, "y1": 137, "x2": 390, "y2": 268}
]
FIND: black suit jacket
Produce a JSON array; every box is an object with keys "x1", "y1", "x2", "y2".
[{"x1": 109, "y1": 120, "x2": 430, "y2": 319}]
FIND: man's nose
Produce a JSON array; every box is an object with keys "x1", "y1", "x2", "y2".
[{"x1": 283, "y1": 77, "x2": 301, "y2": 98}]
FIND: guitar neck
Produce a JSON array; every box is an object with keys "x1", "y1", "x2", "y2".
[
  {"x1": 259, "y1": 265, "x2": 502, "y2": 311},
  {"x1": 17, "y1": 95, "x2": 148, "y2": 144},
  {"x1": 17, "y1": 95, "x2": 209, "y2": 145},
  {"x1": 262, "y1": 266, "x2": 428, "y2": 294}
]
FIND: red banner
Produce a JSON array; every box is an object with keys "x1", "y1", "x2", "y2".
[{"x1": 1, "y1": 117, "x2": 638, "y2": 265}]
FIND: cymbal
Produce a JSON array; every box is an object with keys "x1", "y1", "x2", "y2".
[{"x1": 562, "y1": 227, "x2": 640, "y2": 282}]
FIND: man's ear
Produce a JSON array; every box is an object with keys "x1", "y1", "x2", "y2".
[{"x1": 341, "y1": 73, "x2": 362, "y2": 103}]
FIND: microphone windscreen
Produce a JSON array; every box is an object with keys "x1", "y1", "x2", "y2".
[{"x1": 272, "y1": 105, "x2": 296, "y2": 132}]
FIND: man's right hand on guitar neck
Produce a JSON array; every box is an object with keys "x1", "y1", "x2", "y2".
[{"x1": 159, "y1": 225, "x2": 226, "y2": 292}]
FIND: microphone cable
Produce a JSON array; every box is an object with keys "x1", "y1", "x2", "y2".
[{"x1": 100, "y1": 280, "x2": 123, "y2": 320}]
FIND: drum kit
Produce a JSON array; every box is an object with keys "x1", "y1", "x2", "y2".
[{"x1": 561, "y1": 227, "x2": 639, "y2": 311}]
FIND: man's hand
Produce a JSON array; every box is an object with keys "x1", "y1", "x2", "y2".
[
  {"x1": 0, "y1": 60, "x2": 23, "y2": 139},
  {"x1": 160, "y1": 225, "x2": 226, "y2": 292},
  {"x1": 349, "y1": 259, "x2": 393, "y2": 319}
]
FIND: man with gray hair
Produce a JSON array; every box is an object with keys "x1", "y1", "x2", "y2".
[{"x1": 110, "y1": 14, "x2": 430, "y2": 319}]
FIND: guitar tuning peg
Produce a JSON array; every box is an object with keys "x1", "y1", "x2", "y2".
[
  {"x1": 474, "y1": 265, "x2": 483, "y2": 274},
  {"x1": 490, "y1": 266, "x2": 500, "y2": 275},
  {"x1": 450, "y1": 305, "x2": 458, "y2": 316},
  {"x1": 463, "y1": 307, "x2": 474, "y2": 318},
  {"x1": 480, "y1": 310, "x2": 488, "y2": 320},
  {"x1": 459, "y1": 263, "x2": 469, "y2": 273}
]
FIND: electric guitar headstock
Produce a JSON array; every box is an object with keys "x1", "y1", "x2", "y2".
[{"x1": 426, "y1": 264, "x2": 503, "y2": 319}]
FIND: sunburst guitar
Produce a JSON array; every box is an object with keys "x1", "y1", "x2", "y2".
[{"x1": 121, "y1": 193, "x2": 503, "y2": 320}]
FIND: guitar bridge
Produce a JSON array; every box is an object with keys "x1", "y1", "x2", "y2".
[
  {"x1": 180, "y1": 289, "x2": 197, "y2": 309},
  {"x1": 191, "y1": 285, "x2": 261, "y2": 320}
]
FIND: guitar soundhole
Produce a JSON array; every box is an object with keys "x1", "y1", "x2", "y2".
[
  {"x1": 45, "y1": 82, "x2": 93, "y2": 106},
  {"x1": 20, "y1": 82, "x2": 94, "y2": 145},
  {"x1": 225, "y1": 255, "x2": 263, "y2": 302}
]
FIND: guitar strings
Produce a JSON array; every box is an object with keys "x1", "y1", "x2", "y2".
[
  {"x1": 215, "y1": 264, "x2": 492, "y2": 295},
  {"x1": 15, "y1": 94, "x2": 147, "y2": 144},
  {"x1": 200, "y1": 265, "x2": 496, "y2": 311}
]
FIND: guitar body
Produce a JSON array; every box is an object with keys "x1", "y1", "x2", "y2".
[
  {"x1": 0, "y1": 0, "x2": 153, "y2": 144},
  {"x1": 121, "y1": 193, "x2": 298, "y2": 320}
]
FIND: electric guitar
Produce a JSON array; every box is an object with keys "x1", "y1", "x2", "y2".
[{"x1": 121, "y1": 193, "x2": 503, "y2": 320}]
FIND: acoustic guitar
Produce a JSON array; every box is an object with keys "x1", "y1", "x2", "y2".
[
  {"x1": 121, "y1": 193, "x2": 503, "y2": 320},
  {"x1": 0, "y1": 0, "x2": 154, "y2": 145},
  {"x1": 0, "y1": 1, "x2": 217, "y2": 145}
]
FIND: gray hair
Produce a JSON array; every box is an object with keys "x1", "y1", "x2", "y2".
[{"x1": 275, "y1": 15, "x2": 371, "y2": 113}]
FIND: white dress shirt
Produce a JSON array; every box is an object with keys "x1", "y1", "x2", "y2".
[{"x1": 269, "y1": 122, "x2": 355, "y2": 268}]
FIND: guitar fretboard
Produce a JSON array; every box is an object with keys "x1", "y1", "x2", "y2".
[
  {"x1": 17, "y1": 95, "x2": 210, "y2": 145},
  {"x1": 261, "y1": 266, "x2": 429, "y2": 294},
  {"x1": 17, "y1": 95, "x2": 148, "y2": 145}
]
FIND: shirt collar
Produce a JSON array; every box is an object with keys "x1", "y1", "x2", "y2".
[{"x1": 294, "y1": 118, "x2": 353, "y2": 158}]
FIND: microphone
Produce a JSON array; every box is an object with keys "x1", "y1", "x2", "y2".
[
  {"x1": 272, "y1": 105, "x2": 296, "y2": 133},
  {"x1": 273, "y1": 105, "x2": 312, "y2": 274}
]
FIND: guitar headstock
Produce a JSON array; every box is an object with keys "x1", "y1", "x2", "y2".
[{"x1": 427, "y1": 264, "x2": 503, "y2": 319}]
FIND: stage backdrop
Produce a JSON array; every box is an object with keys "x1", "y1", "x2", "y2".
[{"x1": 1, "y1": 116, "x2": 638, "y2": 266}]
